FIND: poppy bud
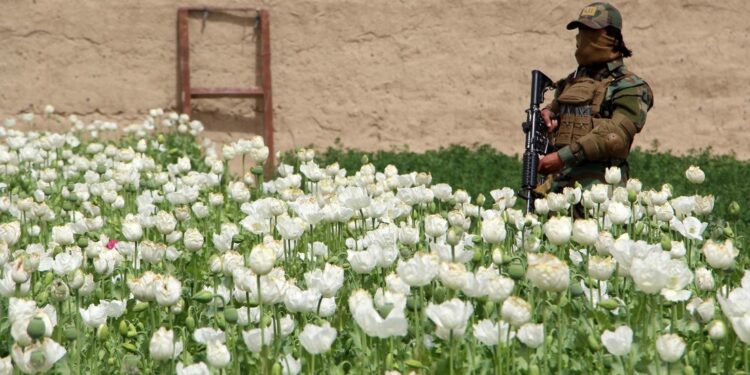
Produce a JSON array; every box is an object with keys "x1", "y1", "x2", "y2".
[{"x1": 224, "y1": 307, "x2": 239, "y2": 324}]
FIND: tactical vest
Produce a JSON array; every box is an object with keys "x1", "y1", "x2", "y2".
[{"x1": 553, "y1": 69, "x2": 643, "y2": 148}]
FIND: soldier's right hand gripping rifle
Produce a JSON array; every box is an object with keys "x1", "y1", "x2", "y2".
[{"x1": 519, "y1": 70, "x2": 554, "y2": 214}]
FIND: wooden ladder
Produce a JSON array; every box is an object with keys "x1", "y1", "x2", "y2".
[{"x1": 177, "y1": 6, "x2": 274, "y2": 170}]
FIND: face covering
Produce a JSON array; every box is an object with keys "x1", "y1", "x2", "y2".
[{"x1": 575, "y1": 28, "x2": 620, "y2": 66}]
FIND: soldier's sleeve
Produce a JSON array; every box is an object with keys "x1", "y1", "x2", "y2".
[{"x1": 558, "y1": 83, "x2": 653, "y2": 166}]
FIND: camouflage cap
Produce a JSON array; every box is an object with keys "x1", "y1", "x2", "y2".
[{"x1": 566, "y1": 2, "x2": 622, "y2": 30}]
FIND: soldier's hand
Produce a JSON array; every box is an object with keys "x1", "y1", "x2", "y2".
[
  {"x1": 538, "y1": 152, "x2": 563, "y2": 174},
  {"x1": 541, "y1": 108, "x2": 558, "y2": 133}
]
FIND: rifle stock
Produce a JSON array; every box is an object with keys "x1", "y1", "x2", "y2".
[{"x1": 520, "y1": 70, "x2": 554, "y2": 213}]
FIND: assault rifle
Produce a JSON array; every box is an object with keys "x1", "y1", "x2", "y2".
[{"x1": 519, "y1": 70, "x2": 554, "y2": 214}]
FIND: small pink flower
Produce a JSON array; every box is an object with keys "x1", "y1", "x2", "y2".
[{"x1": 107, "y1": 240, "x2": 118, "y2": 250}]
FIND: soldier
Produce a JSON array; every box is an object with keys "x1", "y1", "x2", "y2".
[{"x1": 537, "y1": 2, "x2": 653, "y2": 192}]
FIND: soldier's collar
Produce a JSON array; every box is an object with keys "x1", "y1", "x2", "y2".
[{"x1": 606, "y1": 58, "x2": 625, "y2": 73}]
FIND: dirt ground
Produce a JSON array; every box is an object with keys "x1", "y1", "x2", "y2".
[{"x1": 1, "y1": 0, "x2": 749, "y2": 160}]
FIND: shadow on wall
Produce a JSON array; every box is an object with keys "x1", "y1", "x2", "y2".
[{"x1": 191, "y1": 106, "x2": 264, "y2": 135}]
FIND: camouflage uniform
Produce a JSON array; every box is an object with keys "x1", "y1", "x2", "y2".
[{"x1": 544, "y1": 2, "x2": 654, "y2": 192}]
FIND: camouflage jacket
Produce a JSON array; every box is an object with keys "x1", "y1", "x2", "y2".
[{"x1": 545, "y1": 58, "x2": 653, "y2": 189}]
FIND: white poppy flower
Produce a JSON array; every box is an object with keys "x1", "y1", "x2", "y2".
[
  {"x1": 601, "y1": 325, "x2": 633, "y2": 356},
  {"x1": 517, "y1": 323, "x2": 544, "y2": 348},
  {"x1": 656, "y1": 333, "x2": 686, "y2": 363},
  {"x1": 605, "y1": 166, "x2": 621, "y2": 185},
  {"x1": 685, "y1": 165, "x2": 705, "y2": 184},
  {"x1": 526, "y1": 253, "x2": 569, "y2": 293},
  {"x1": 501, "y1": 297, "x2": 531, "y2": 328},
  {"x1": 543, "y1": 216, "x2": 572, "y2": 245},
  {"x1": 149, "y1": 328, "x2": 183, "y2": 361},
  {"x1": 79, "y1": 304, "x2": 108, "y2": 328},
  {"x1": 426, "y1": 298, "x2": 474, "y2": 340},
  {"x1": 11, "y1": 338, "x2": 66, "y2": 373},
  {"x1": 176, "y1": 362, "x2": 209, "y2": 375},
  {"x1": 299, "y1": 323, "x2": 337, "y2": 354},
  {"x1": 396, "y1": 252, "x2": 439, "y2": 287}
]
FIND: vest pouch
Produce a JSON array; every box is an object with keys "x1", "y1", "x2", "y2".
[
  {"x1": 554, "y1": 78, "x2": 597, "y2": 147},
  {"x1": 556, "y1": 78, "x2": 597, "y2": 105},
  {"x1": 555, "y1": 106, "x2": 593, "y2": 147}
]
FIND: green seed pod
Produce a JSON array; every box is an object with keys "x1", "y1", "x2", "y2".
[
  {"x1": 119, "y1": 320, "x2": 129, "y2": 336},
  {"x1": 107, "y1": 357, "x2": 115, "y2": 366},
  {"x1": 406, "y1": 296, "x2": 420, "y2": 310},
  {"x1": 446, "y1": 227, "x2": 461, "y2": 246},
  {"x1": 27, "y1": 316, "x2": 47, "y2": 340},
  {"x1": 132, "y1": 302, "x2": 149, "y2": 312},
  {"x1": 723, "y1": 226, "x2": 735, "y2": 238},
  {"x1": 683, "y1": 365, "x2": 695, "y2": 375},
  {"x1": 529, "y1": 364, "x2": 540, "y2": 375},
  {"x1": 508, "y1": 263, "x2": 525, "y2": 280},
  {"x1": 127, "y1": 330, "x2": 138, "y2": 338},
  {"x1": 704, "y1": 341, "x2": 715, "y2": 352},
  {"x1": 587, "y1": 334, "x2": 600, "y2": 350},
  {"x1": 61, "y1": 201, "x2": 75, "y2": 212},
  {"x1": 483, "y1": 301, "x2": 496, "y2": 315},
  {"x1": 634, "y1": 221, "x2": 646, "y2": 236},
  {"x1": 261, "y1": 314, "x2": 272, "y2": 328},
  {"x1": 271, "y1": 363, "x2": 282, "y2": 375},
  {"x1": 432, "y1": 287, "x2": 447, "y2": 303},
  {"x1": 64, "y1": 327, "x2": 78, "y2": 341},
  {"x1": 728, "y1": 201, "x2": 740, "y2": 217},
  {"x1": 476, "y1": 193, "x2": 486, "y2": 207},
  {"x1": 251, "y1": 166, "x2": 264, "y2": 176},
  {"x1": 44, "y1": 272, "x2": 54, "y2": 284},
  {"x1": 660, "y1": 233, "x2": 672, "y2": 251},
  {"x1": 35, "y1": 292, "x2": 48, "y2": 306},
  {"x1": 224, "y1": 307, "x2": 239, "y2": 324},
  {"x1": 360, "y1": 155, "x2": 369, "y2": 165},
  {"x1": 386, "y1": 353, "x2": 394, "y2": 369},
  {"x1": 569, "y1": 282, "x2": 584, "y2": 297},
  {"x1": 405, "y1": 359, "x2": 424, "y2": 368},
  {"x1": 122, "y1": 342, "x2": 139, "y2": 353},
  {"x1": 598, "y1": 299, "x2": 619, "y2": 310},
  {"x1": 627, "y1": 190, "x2": 638, "y2": 203},
  {"x1": 500, "y1": 251, "x2": 512, "y2": 265},
  {"x1": 97, "y1": 325, "x2": 109, "y2": 341},
  {"x1": 216, "y1": 313, "x2": 227, "y2": 330},
  {"x1": 473, "y1": 249, "x2": 482, "y2": 262},
  {"x1": 30, "y1": 350, "x2": 47, "y2": 369},
  {"x1": 186, "y1": 315, "x2": 196, "y2": 331},
  {"x1": 192, "y1": 290, "x2": 214, "y2": 303}
]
